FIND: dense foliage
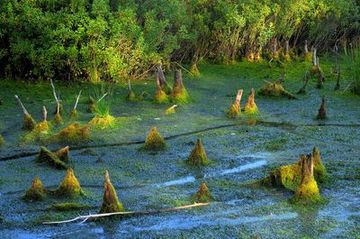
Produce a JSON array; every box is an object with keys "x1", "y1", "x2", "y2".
[{"x1": 0, "y1": 0, "x2": 359, "y2": 82}]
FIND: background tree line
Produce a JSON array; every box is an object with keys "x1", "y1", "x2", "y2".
[{"x1": 0, "y1": 0, "x2": 359, "y2": 82}]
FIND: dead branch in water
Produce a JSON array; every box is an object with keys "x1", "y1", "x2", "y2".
[
  {"x1": 50, "y1": 79, "x2": 62, "y2": 115},
  {"x1": 14, "y1": 95, "x2": 30, "y2": 116},
  {"x1": 43, "y1": 202, "x2": 209, "y2": 225},
  {"x1": 97, "y1": 93, "x2": 108, "y2": 103},
  {"x1": 73, "y1": 90, "x2": 82, "y2": 110}
]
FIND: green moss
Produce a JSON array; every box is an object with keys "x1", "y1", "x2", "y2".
[
  {"x1": 23, "y1": 113, "x2": 36, "y2": 130},
  {"x1": 192, "y1": 182, "x2": 212, "y2": 203},
  {"x1": 312, "y1": 147, "x2": 327, "y2": 183},
  {"x1": 154, "y1": 89, "x2": 169, "y2": 104},
  {"x1": 89, "y1": 115, "x2": 116, "y2": 129},
  {"x1": 227, "y1": 103, "x2": 240, "y2": 118},
  {"x1": 51, "y1": 202, "x2": 90, "y2": 211},
  {"x1": 0, "y1": 134, "x2": 4, "y2": 146},
  {"x1": 99, "y1": 170, "x2": 124, "y2": 213},
  {"x1": 126, "y1": 90, "x2": 137, "y2": 102},
  {"x1": 186, "y1": 139, "x2": 210, "y2": 166},
  {"x1": 88, "y1": 96, "x2": 96, "y2": 113},
  {"x1": 53, "y1": 112, "x2": 63, "y2": 125},
  {"x1": 304, "y1": 52, "x2": 313, "y2": 62},
  {"x1": 22, "y1": 120, "x2": 50, "y2": 143},
  {"x1": 142, "y1": 127, "x2": 166, "y2": 151},
  {"x1": 258, "y1": 82, "x2": 295, "y2": 99},
  {"x1": 24, "y1": 177, "x2": 47, "y2": 201},
  {"x1": 55, "y1": 168, "x2": 84, "y2": 197},
  {"x1": 190, "y1": 63, "x2": 200, "y2": 77},
  {"x1": 36, "y1": 146, "x2": 69, "y2": 169},
  {"x1": 265, "y1": 163, "x2": 301, "y2": 191},
  {"x1": 172, "y1": 87, "x2": 189, "y2": 104},
  {"x1": 244, "y1": 88, "x2": 259, "y2": 114},
  {"x1": 52, "y1": 123, "x2": 91, "y2": 143}
]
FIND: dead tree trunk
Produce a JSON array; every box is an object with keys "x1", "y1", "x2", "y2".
[{"x1": 15, "y1": 95, "x2": 36, "y2": 130}]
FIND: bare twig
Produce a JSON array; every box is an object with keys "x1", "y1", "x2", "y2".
[
  {"x1": 97, "y1": 93, "x2": 108, "y2": 103},
  {"x1": 43, "y1": 202, "x2": 210, "y2": 225},
  {"x1": 14, "y1": 95, "x2": 29, "y2": 115},
  {"x1": 50, "y1": 79, "x2": 61, "y2": 114}
]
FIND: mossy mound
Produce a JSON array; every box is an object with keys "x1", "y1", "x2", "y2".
[
  {"x1": 292, "y1": 154, "x2": 322, "y2": 204},
  {"x1": 23, "y1": 113, "x2": 36, "y2": 130},
  {"x1": 143, "y1": 127, "x2": 166, "y2": 151},
  {"x1": 193, "y1": 182, "x2": 212, "y2": 203},
  {"x1": 53, "y1": 112, "x2": 64, "y2": 125},
  {"x1": 186, "y1": 139, "x2": 210, "y2": 166},
  {"x1": 56, "y1": 146, "x2": 70, "y2": 163},
  {"x1": 37, "y1": 146, "x2": 69, "y2": 169},
  {"x1": 24, "y1": 177, "x2": 47, "y2": 201},
  {"x1": 154, "y1": 89, "x2": 169, "y2": 104},
  {"x1": 22, "y1": 120, "x2": 50, "y2": 143},
  {"x1": 55, "y1": 168, "x2": 83, "y2": 197},
  {"x1": 171, "y1": 69, "x2": 190, "y2": 104},
  {"x1": 99, "y1": 170, "x2": 124, "y2": 213},
  {"x1": 227, "y1": 103, "x2": 240, "y2": 118},
  {"x1": 304, "y1": 52, "x2": 313, "y2": 62},
  {"x1": 52, "y1": 123, "x2": 90, "y2": 143},
  {"x1": 312, "y1": 147, "x2": 327, "y2": 183},
  {"x1": 51, "y1": 202, "x2": 89, "y2": 211},
  {"x1": 244, "y1": 89, "x2": 258, "y2": 114},
  {"x1": 70, "y1": 109, "x2": 78, "y2": 119},
  {"x1": 126, "y1": 90, "x2": 137, "y2": 102},
  {"x1": 89, "y1": 115, "x2": 116, "y2": 129},
  {"x1": 258, "y1": 81, "x2": 296, "y2": 99}
]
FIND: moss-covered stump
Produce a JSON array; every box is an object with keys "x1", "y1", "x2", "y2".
[
  {"x1": 37, "y1": 146, "x2": 69, "y2": 169},
  {"x1": 55, "y1": 168, "x2": 83, "y2": 197},
  {"x1": 186, "y1": 139, "x2": 210, "y2": 166},
  {"x1": 56, "y1": 146, "x2": 70, "y2": 163},
  {"x1": 317, "y1": 96, "x2": 327, "y2": 120},
  {"x1": 143, "y1": 127, "x2": 166, "y2": 151},
  {"x1": 259, "y1": 81, "x2": 296, "y2": 99},
  {"x1": 244, "y1": 88, "x2": 259, "y2": 114},
  {"x1": 227, "y1": 89, "x2": 243, "y2": 119},
  {"x1": 171, "y1": 69, "x2": 190, "y2": 104},
  {"x1": 99, "y1": 170, "x2": 124, "y2": 213},
  {"x1": 53, "y1": 112, "x2": 64, "y2": 125},
  {"x1": 165, "y1": 105, "x2": 177, "y2": 115},
  {"x1": 23, "y1": 113, "x2": 36, "y2": 130},
  {"x1": 193, "y1": 182, "x2": 212, "y2": 203},
  {"x1": 312, "y1": 147, "x2": 327, "y2": 183},
  {"x1": 89, "y1": 115, "x2": 116, "y2": 129},
  {"x1": 88, "y1": 96, "x2": 96, "y2": 113},
  {"x1": 24, "y1": 177, "x2": 47, "y2": 201},
  {"x1": 292, "y1": 154, "x2": 322, "y2": 204},
  {"x1": 52, "y1": 123, "x2": 90, "y2": 143},
  {"x1": 154, "y1": 88, "x2": 169, "y2": 104},
  {"x1": 126, "y1": 90, "x2": 137, "y2": 102}
]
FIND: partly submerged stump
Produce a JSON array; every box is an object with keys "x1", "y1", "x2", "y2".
[
  {"x1": 186, "y1": 139, "x2": 209, "y2": 166},
  {"x1": 99, "y1": 170, "x2": 124, "y2": 213},
  {"x1": 293, "y1": 154, "x2": 322, "y2": 203},
  {"x1": 55, "y1": 168, "x2": 83, "y2": 197},
  {"x1": 156, "y1": 64, "x2": 172, "y2": 94},
  {"x1": 244, "y1": 88, "x2": 259, "y2": 114},
  {"x1": 37, "y1": 146, "x2": 69, "y2": 169},
  {"x1": 15, "y1": 95, "x2": 36, "y2": 130},
  {"x1": 312, "y1": 147, "x2": 327, "y2": 183},
  {"x1": 154, "y1": 74, "x2": 169, "y2": 104},
  {"x1": 172, "y1": 69, "x2": 189, "y2": 103},
  {"x1": 193, "y1": 182, "x2": 212, "y2": 203},
  {"x1": 56, "y1": 146, "x2": 70, "y2": 163},
  {"x1": 316, "y1": 96, "x2": 327, "y2": 120},
  {"x1": 143, "y1": 127, "x2": 166, "y2": 151},
  {"x1": 227, "y1": 89, "x2": 243, "y2": 118},
  {"x1": 258, "y1": 81, "x2": 296, "y2": 99},
  {"x1": 24, "y1": 177, "x2": 47, "y2": 201}
]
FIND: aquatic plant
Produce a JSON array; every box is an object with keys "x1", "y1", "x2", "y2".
[
  {"x1": 143, "y1": 127, "x2": 166, "y2": 151},
  {"x1": 52, "y1": 123, "x2": 90, "y2": 143},
  {"x1": 316, "y1": 96, "x2": 327, "y2": 120},
  {"x1": 99, "y1": 170, "x2": 124, "y2": 213},
  {"x1": 55, "y1": 168, "x2": 84, "y2": 197},
  {"x1": 193, "y1": 182, "x2": 212, "y2": 203},
  {"x1": 244, "y1": 88, "x2": 259, "y2": 114},
  {"x1": 24, "y1": 177, "x2": 47, "y2": 201},
  {"x1": 37, "y1": 146, "x2": 69, "y2": 169},
  {"x1": 292, "y1": 154, "x2": 322, "y2": 204},
  {"x1": 171, "y1": 69, "x2": 189, "y2": 104},
  {"x1": 227, "y1": 89, "x2": 243, "y2": 118},
  {"x1": 89, "y1": 100, "x2": 116, "y2": 129},
  {"x1": 186, "y1": 139, "x2": 210, "y2": 166}
]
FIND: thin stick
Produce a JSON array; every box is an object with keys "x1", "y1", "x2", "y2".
[
  {"x1": 43, "y1": 106, "x2": 47, "y2": 121},
  {"x1": 43, "y1": 202, "x2": 209, "y2": 225},
  {"x1": 14, "y1": 95, "x2": 29, "y2": 115},
  {"x1": 127, "y1": 79, "x2": 132, "y2": 91},
  {"x1": 97, "y1": 93, "x2": 108, "y2": 103},
  {"x1": 73, "y1": 90, "x2": 82, "y2": 110}
]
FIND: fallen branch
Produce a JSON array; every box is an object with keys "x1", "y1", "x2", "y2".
[{"x1": 43, "y1": 202, "x2": 209, "y2": 225}]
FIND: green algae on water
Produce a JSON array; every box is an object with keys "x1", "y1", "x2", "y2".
[
  {"x1": 51, "y1": 202, "x2": 90, "y2": 211},
  {"x1": 99, "y1": 170, "x2": 124, "y2": 213},
  {"x1": 24, "y1": 177, "x2": 47, "y2": 201},
  {"x1": 186, "y1": 139, "x2": 210, "y2": 166}
]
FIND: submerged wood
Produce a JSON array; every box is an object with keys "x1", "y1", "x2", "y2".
[{"x1": 43, "y1": 202, "x2": 209, "y2": 225}]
